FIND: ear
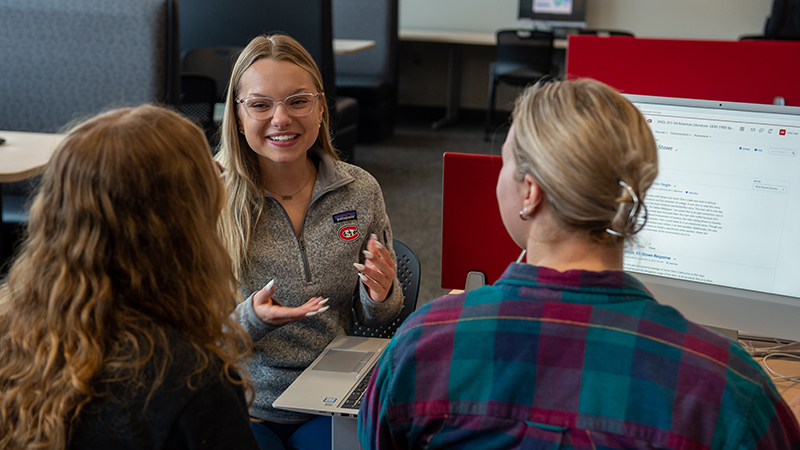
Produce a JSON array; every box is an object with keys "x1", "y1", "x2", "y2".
[{"x1": 521, "y1": 174, "x2": 544, "y2": 213}]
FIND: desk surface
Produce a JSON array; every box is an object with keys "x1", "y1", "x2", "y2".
[
  {"x1": 0, "y1": 130, "x2": 64, "y2": 183},
  {"x1": 333, "y1": 39, "x2": 376, "y2": 55},
  {"x1": 399, "y1": 28, "x2": 567, "y2": 49}
]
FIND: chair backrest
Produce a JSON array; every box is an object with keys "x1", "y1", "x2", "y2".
[
  {"x1": 352, "y1": 238, "x2": 420, "y2": 338},
  {"x1": 179, "y1": 74, "x2": 217, "y2": 143},
  {"x1": 181, "y1": 46, "x2": 244, "y2": 102},
  {"x1": 441, "y1": 152, "x2": 521, "y2": 290},
  {"x1": 332, "y1": 0, "x2": 398, "y2": 84},
  {"x1": 495, "y1": 29, "x2": 554, "y2": 75},
  {"x1": 765, "y1": 0, "x2": 800, "y2": 40},
  {"x1": 0, "y1": 0, "x2": 179, "y2": 132},
  {"x1": 179, "y1": 0, "x2": 339, "y2": 99}
]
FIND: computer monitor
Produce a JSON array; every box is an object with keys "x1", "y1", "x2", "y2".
[
  {"x1": 623, "y1": 94, "x2": 800, "y2": 342},
  {"x1": 518, "y1": 0, "x2": 587, "y2": 29}
]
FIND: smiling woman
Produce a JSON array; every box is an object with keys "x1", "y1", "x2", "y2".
[{"x1": 214, "y1": 34, "x2": 403, "y2": 450}]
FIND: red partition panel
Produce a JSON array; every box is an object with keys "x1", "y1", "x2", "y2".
[
  {"x1": 441, "y1": 152, "x2": 522, "y2": 290},
  {"x1": 566, "y1": 36, "x2": 800, "y2": 106}
]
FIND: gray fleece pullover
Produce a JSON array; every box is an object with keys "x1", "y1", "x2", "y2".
[{"x1": 235, "y1": 148, "x2": 403, "y2": 423}]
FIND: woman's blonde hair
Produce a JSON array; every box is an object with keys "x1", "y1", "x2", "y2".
[
  {"x1": 510, "y1": 78, "x2": 658, "y2": 244},
  {"x1": 0, "y1": 105, "x2": 251, "y2": 450},
  {"x1": 216, "y1": 33, "x2": 339, "y2": 278}
]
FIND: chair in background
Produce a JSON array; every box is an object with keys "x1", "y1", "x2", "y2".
[
  {"x1": 179, "y1": 0, "x2": 359, "y2": 160},
  {"x1": 484, "y1": 30, "x2": 555, "y2": 140},
  {"x1": 180, "y1": 46, "x2": 243, "y2": 146},
  {"x1": 179, "y1": 74, "x2": 218, "y2": 146},
  {"x1": 741, "y1": 0, "x2": 800, "y2": 40},
  {"x1": 333, "y1": 0, "x2": 399, "y2": 143},
  {"x1": 0, "y1": 0, "x2": 179, "y2": 268},
  {"x1": 352, "y1": 239, "x2": 420, "y2": 338},
  {"x1": 181, "y1": 46, "x2": 244, "y2": 103}
]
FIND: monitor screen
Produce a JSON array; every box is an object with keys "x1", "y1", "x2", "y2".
[
  {"x1": 518, "y1": 0, "x2": 587, "y2": 28},
  {"x1": 624, "y1": 94, "x2": 800, "y2": 341}
]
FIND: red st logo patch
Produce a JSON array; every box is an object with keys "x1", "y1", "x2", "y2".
[{"x1": 338, "y1": 225, "x2": 359, "y2": 241}]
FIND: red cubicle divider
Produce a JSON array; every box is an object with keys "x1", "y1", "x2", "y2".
[
  {"x1": 441, "y1": 152, "x2": 521, "y2": 290},
  {"x1": 566, "y1": 36, "x2": 800, "y2": 106}
]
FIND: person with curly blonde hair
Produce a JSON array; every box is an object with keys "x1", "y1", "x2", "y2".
[{"x1": 0, "y1": 105, "x2": 260, "y2": 450}]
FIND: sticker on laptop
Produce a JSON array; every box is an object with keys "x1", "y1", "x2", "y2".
[
  {"x1": 338, "y1": 225, "x2": 359, "y2": 241},
  {"x1": 333, "y1": 210, "x2": 357, "y2": 223},
  {"x1": 324, "y1": 397, "x2": 337, "y2": 405}
]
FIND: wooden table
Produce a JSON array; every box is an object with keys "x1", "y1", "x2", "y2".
[
  {"x1": 0, "y1": 130, "x2": 65, "y2": 183},
  {"x1": 0, "y1": 130, "x2": 64, "y2": 262}
]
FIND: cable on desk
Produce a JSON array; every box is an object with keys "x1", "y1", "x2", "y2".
[
  {"x1": 761, "y1": 352, "x2": 800, "y2": 384},
  {"x1": 739, "y1": 338, "x2": 800, "y2": 384},
  {"x1": 740, "y1": 338, "x2": 800, "y2": 358}
]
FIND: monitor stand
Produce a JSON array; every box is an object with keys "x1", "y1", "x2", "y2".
[{"x1": 704, "y1": 325, "x2": 739, "y2": 342}]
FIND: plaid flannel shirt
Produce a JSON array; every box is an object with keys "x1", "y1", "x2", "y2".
[{"x1": 359, "y1": 263, "x2": 800, "y2": 449}]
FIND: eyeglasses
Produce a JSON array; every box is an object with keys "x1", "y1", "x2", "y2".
[{"x1": 235, "y1": 92, "x2": 320, "y2": 120}]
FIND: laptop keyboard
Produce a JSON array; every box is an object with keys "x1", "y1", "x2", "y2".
[{"x1": 340, "y1": 365, "x2": 376, "y2": 410}]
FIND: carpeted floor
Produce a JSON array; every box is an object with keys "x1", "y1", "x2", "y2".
[{"x1": 351, "y1": 111, "x2": 508, "y2": 308}]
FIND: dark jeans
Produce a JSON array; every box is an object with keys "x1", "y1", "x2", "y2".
[{"x1": 251, "y1": 416, "x2": 331, "y2": 450}]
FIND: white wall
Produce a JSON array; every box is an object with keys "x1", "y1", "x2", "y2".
[{"x1": 400, "y1": 0, "x2": 773, "y2": 40}]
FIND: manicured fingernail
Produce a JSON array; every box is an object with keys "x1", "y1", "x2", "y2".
[
  {"x1": 317, "y1": 305, "x2": 330, "y2": 313},
  {"x1": 319, "y1": 298, "x2": 329, "y2": 305},
  {"x1": 371, "y1": 234, "x2": 384, "y2": 249},
  {"x1": 358, "y1": 273, "x2": 368, "y2": 282},
  {"x1": 353, "y1": 263, "x2": 365, "y2": 271},
  {"x1": 363, "y1": 250, "x2": 374, "y2": 259},
  {"x1": 265, "y1": 279, "x2": 275, "y2": 291},
  {"x1": 305, "y1": 311, "x2": 318, "y2": 317}
]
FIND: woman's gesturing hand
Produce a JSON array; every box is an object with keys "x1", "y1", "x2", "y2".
[
  {"x1": 252, "y1": 280, "x2": 329, "y2": 326},
  {"x1": 354, "y1": 234, "x2": 396, "y2": 302}
]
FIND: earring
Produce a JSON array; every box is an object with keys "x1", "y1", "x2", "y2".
[{"x1": 519, "y1": 207, "x2": 530, "y2": 220}]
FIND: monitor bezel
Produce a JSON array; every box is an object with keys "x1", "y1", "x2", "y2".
[{"x1": 623, "y1": 93, "x2": 800, "y2": 342}]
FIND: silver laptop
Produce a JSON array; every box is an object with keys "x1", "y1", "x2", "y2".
[{"x1": 273, "y1": 335, "x2": 390, "y2": 418}]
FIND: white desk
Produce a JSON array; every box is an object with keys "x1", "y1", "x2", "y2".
[
  {"x1": 398, "y1": 29, "x2": 567, "y2": 129},
  {"x1": 0, "y1": 130, "x2": 64, "y2": 183},
  {"x1": 333, "y1": 39, "x2": 376, "y2": 55},
  {"x1": 399, "y1": 29, "x2": 567, "y2": 49}
]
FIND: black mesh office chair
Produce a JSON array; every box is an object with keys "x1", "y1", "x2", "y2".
[
  {"x1": 484, "y1": 30, "x2": 555, "y2": 140},
  {"x1": 179, "y1": 74, "x2": 218, "y2": 146},
  {"x1": 352, "y1": 238, "x2": 420, "y2": 338}
]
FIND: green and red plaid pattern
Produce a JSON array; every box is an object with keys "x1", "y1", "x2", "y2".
[{"x1": 359, "y1": 263, "x2": 800, "y2": 449}]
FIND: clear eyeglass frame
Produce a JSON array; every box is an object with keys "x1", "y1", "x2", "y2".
[{"x1": 236, "y1": 92, "x2": 320, "y2": 121}]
